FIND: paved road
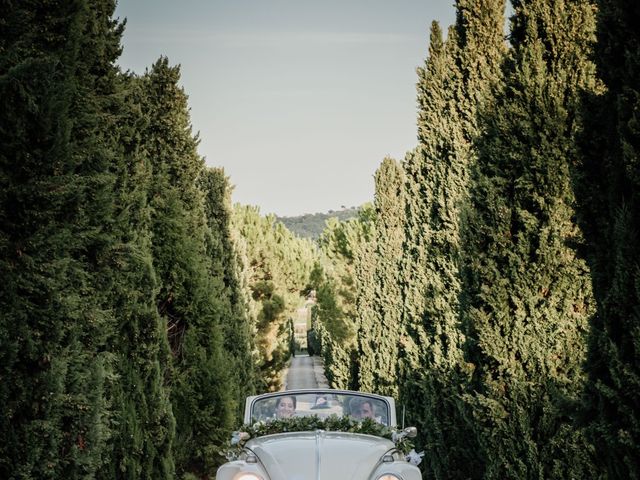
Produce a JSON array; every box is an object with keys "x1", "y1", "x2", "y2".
[{"x1": 284, "y1": 354, "x2": 328, "y2": 390}]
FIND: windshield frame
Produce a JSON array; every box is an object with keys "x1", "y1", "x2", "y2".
[{"x1": 243, "y1": 389, "x2": 397, "y2": 427}]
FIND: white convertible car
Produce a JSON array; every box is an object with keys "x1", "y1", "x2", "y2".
[{"x1": 217, "y1": 388, "x2": 422, "y2": 480}]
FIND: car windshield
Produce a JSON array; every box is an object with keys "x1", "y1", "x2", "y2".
[{"x1": 251, "y1": 392, "x2": 390, "y2": 426}]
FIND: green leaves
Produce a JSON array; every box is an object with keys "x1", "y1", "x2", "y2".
[{"x1": 225, "y1": 416, "x2": 415, "y2": 457}]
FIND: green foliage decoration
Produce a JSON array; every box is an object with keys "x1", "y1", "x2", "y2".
[{"x1": 224, "y1": 416, "x2": 414, "y2": 457}]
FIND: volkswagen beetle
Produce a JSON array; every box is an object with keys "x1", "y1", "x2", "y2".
[{"x1": 217, "y1": 388, "x2": 422, "y2": 480}]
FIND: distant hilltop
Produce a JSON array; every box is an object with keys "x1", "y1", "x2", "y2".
[{"x1": 277, "y1": 206, "x2": 360, "y2": 240}]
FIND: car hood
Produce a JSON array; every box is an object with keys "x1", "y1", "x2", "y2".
[{"x1": 246, "y1": 431, "x2": 394, "y2": 480}]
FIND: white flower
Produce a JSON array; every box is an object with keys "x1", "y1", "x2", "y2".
[{"x1": 405, "y1": 449, "x2": 424, "y2": 466}]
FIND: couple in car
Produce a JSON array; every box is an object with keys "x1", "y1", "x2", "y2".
[{"x1": 275, "y1": 395, "x2": 380, "y2": 422}]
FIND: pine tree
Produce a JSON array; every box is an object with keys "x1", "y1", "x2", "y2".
[
  {"x1": 579, "y1": 0, "x2": 640, "y2": 476},
  {"x1": 460, "y1": 0, "x2": 599, "y2": 476}
]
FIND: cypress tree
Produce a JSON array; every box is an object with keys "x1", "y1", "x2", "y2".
[
  {"x1": 313, "y1": 208, "x2": 375, "y2": 390},
  {"x1": 96, "y1": 72, "x2": 175, "y2": 480},
  {"x1": 200, "y1": 167, "x2": 256, "y2": 415},
  {"x1": 0, "y1": 1, "x2": 126, "y2": 476},
  {"x1": 354, "y1": 215, "x2": 378, "y2": 394},
  {"x1": 142, "y1": 58, "x2": 234, "y2": 476},
  {"x1": 398, "y1": 0, "x2": 505, "y2": 470},
  {"x1": 358, "y1": 157, "x2": 405, "y2": 397},
  {"x1": 399, "y1": 29, "x2": 466, "y2": 470},
  {"x1": 460, "y1": 0, "x2": 599, "y2": 477},
  {"x1": 350, "y1": 204, "x2": 377, "y2": 392},
  {"x1": 579, "y1": 0, "x2": 640, "y2": 476},
  {"x1": 312, "y1": 275, "x2": 356, "y2": 389}
]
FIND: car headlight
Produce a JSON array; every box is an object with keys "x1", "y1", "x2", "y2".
[
  {"x1": 236, "y1": 474, "x2": 263, "y2": 480},
  {"x1": 377, "y1": 475, "x2": 402, "y2": 480}
]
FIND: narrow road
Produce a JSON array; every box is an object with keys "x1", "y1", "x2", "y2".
[{"x1": 284, "y1": 354, "x2": 328, "y2": 390}]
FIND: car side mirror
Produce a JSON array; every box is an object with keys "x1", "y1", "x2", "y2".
[
  {"x1": 392, "y1": 426, "x2": 418, "y2": 443},
  {"x1": 404, "y1": 426, "x2": 417, "y2": 438}
]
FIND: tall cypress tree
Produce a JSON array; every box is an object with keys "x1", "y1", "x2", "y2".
[
  {"x1": 579, "y1": 0, "x2": 640, "y2": 477},
  {"x1": 96, "y1": 72, "x2": 175, "y2": 480},
  {"x1": 358, "y1": 157, "x2": 405, "y2": 397},
  {"x1": 460, "y1": 0, "x2": 599, "y2": 477},
  {"x1": 398, "y1": 0, "x2": 505, "y2": 471},
  {"x1": 313, "y1": 208, "x2": 375, "y2": 390},
  {"x1": 351, "y1": 204, "x2": 377, "y2": 392},
  {"x1": 142, "y1": 58, "x2": 234, "y2": 477},
  {"x1": 354, "y1": 205, "x2": 379, "y2": 394},
  {"x1": 399, "y1": 27, "x2": 466, "y2": 465},
  {"x1": 0, "y1": 1, "x2": 125, "y2": 476},
  {"x1": 200, "y1": 167, "x2": 256, "y2": 416}
]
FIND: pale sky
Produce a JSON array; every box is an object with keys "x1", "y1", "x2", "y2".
[{"x1": 114, "y1": 1, "x2": 456, "y2": 216}]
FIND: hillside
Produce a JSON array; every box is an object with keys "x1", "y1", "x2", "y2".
[{"x1": 277, "y1": 207, "x2": 360, "y2": 240}]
